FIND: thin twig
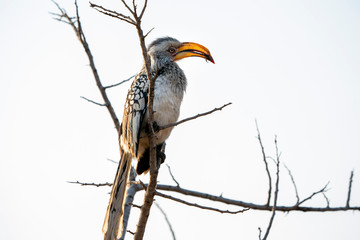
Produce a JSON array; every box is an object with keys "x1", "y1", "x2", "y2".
[
  {"x1": 144, "y1": 27, "x2": 155, "y2": 39},
  {"x1": 346, "y1": 170, "x2": 354, "y2": 208},
  {"x1": 255, "y1": 120, "x2": 272, "y2": 207},
  {"x1": 80, "y1": 96, "x2": 106, "y2": 106},
  {"x1": 121, "y1": 0, "x2": 135, "y2": 15},
  {"x1": 166, "y1": 164, "x2": 180, "y2": 187},
  {"x1": 262, "y1": 136, "x2": 280, "y2": 240},
  {"x1": 297, "y1": 182, "x2": 330, "y2": 206},
  {"x1": 159, "y1": 102, "x2": 232, "y2": 131},
  {"x1": 322, "y1": 192, "x2": 330, "y2": 208},
  {"x1": 68, "y1": 180, "x2": 113, "y2": 187},
  {"x1": 154, "y1": 202, "x2": 177, "y2": 240},
  {"x1": 284, "y1": 163, "x2": 300, "y2": 205},
  {"x1": 107, "y1": 158, "x2": 118, "y2": 164},
  {"x1": 155, "y1": 191, "x2": 249, "y2": 214},
  {"x1": 52, "y1": 0, "x2": 121, "y2": 134},
  {"x1": 258, "y1": 227, "x2": 262, "y2": 240},
  {"x1": 130, "y1": 203, "x2": 143, "y2": 209},
  {"x1": 89, "y1": 2, "x2": 136, "y2": 25},
  {"x1": 139, "y1": 0, "x2": 148, "y2": 19},
  {"x1": 104, "y1": 75, "x2": 135, "y2": 89}
]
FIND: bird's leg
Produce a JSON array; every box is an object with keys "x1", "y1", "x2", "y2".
[
  {"x1": 136, "y1": 142, "x2": 166, "y2": 175},
  {"x1": 156, "y1": 142, "x2": 166, "y2": 167}
]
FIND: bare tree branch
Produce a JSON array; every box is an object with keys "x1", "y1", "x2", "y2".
[
  {"x1": 121, "y1": 0, "x2": 135, "y2": 15},
  {"x1": 155, "y1": 191, "x2": 249, "y2": 214},
  {"x1": 322, "y1": 192, "x2": 330, "y2": 208},
  {"x1": 52, "y1": 0, "x2": 121, "y2": 134},
  {"x1": 159, "y1": 102, "x2": 232, "y2": 131},
  {"x1": 258, "y1": 227, "x2": 262, "y2": 240},
  {"x1": 144, "y1": 27, "x2": 155, "y2": 39},
  {"x1": 107, "y1": 158, "x2": 119, "y2": 164},
  {"x1": 255, "y1": 120, "x2": 272, "y2": 207},
  {"x1": 297, "y1": 182, "x2": 330, "y2": 206},
  {"x1": 70, "y1": 180, "x2": 360, "y2": 212},
  {"x1": 346, "y1": 170, "x2": 354, "y2": 208},
  {"x1": 68, "y1": 180, "x2": 113, "y2": 187},
  {"x1": 154, "y1": 202, "x2": 176, "y2": 240},
  {"x1": 80, "y1": 96, "x2": 106, "y2": 106},
  {"x1": 139, "y1": 0, "x2": 148, "y2": 19},
  {"x1": 262, "y1": 136, "x2": 280, "y2": 240},
  {"x1": 284, "y1": 163, "x2": 300, "y2": 205},
  {"x1": 166, "y1": 164, "x2": 180, "y2": 187},
  {"x1": 104, "y1": 75, "x2": 135, "y2": 89},
  {"x1": 90, "y1": 2, "x2": 136, "y2": 25},
  {"x1": 153, "y1": 184, "x2": 360, "y2": 212}
]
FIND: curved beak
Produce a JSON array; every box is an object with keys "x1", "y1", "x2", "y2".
[{"x1": 174, "y1": 42, "x2": 215, "y2": 64}]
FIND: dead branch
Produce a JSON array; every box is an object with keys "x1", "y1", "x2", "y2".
[
  {"x1": 154, "y1": 202, "x2": 177, "y2": 240},
  {"x1": 159, "y1": 102, "x2": 232, "y2": 132},
  {"x1": 89, "y1": 3, "x2": 135, "y2": 25},
  {"x1": 346, "y1": 170, "x2": 354, "y2": 208},
  {"x1": 297, "y1": 182, "x2": 329, "y2": 206},
  {"x1": 107, "y1": 158, "x2": 118, "y2": 164},
  {"x1": 166, "y1": 164, "x2": 180, "y2": 187},
  {"x1": 104, "y1": 75, "x2": 135, "y2": 89},
  {"x1": 255, "y1": 120, "x2": 272, "y2": 207},
  {"x1": 284, "y1": 163, "x2": 300, "y2": 205},
  {"x1": 68, "y1": 180, "x2": 112, "y2": 187},
  {"x1": 153, "y1": 184, "x2": 360, "y2": 212},
  {"x1": 70, "y1": 179, "x2": 360, "y2": 212},
  {"x1": 52, "y1": 0, "x2": 121, "y2": 134},
  {"x1": 261, "y1": 136, "x2": 280, "y2": 240},
  {"x1": 138, "y1": 102, "x2": 232, "y2": 140},
  {"x1": 80, "y1": 96, "x2": 106, "y2": 106},
  {"x1": 258, "y1": 227, "x2": 262, "y2": 240},
  {"x1": 144, "y1": 27, "x2": 155, "y2": 39},
  {"x1": 155, "y1": 191, "x2": 249, "y2": 214},
  {"x1": 322, "y1": 192, "x2": 330, "y2": 208}
]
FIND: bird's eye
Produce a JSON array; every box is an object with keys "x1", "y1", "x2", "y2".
[{"x1": 168, "y1": 47, "x2": 176, "y2": 54}]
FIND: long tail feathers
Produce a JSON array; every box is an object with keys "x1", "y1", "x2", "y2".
[{"x1": 103, "y1": 151, "x2": 132, "y2": 240}]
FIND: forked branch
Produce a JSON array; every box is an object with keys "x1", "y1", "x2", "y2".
[{"x1": 51, "y1": 0, "x2": 121, "y2": 134}]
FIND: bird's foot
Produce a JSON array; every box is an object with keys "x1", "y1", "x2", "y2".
[{"x1": 157, "y1": 151, "x2": 166, "y2": 164}]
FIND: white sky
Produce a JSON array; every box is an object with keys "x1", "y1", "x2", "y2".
[{"x1": 1, "y1": 0, "x2": 360, "y2": 239}]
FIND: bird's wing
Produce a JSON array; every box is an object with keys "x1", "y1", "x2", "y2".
[{"x1": 122, "y1": 73, "x2": 149, "y2": 156}]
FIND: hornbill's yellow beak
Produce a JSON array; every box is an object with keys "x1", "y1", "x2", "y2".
[{"x1": 174, "y1": 42, "x2": 215, "y2": 64}]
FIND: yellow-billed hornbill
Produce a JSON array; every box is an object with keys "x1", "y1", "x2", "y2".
[{"x1": 103, "y1": 37, "x2": 214, "y2": 239}]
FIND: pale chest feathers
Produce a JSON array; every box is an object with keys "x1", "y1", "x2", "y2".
[
  {"x1": 134, "y1": 75, "x2": 185, "y2": 157},
  {"x1": 153, "y1": 76, "x2": 184, "y2": 126}
]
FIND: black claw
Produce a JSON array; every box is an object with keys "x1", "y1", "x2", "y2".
[
  {"x1": 157, "y1": 151, "x2": 166, "y2": 164},
  {"x1": 136, "y1": 143, "x2": 166, "y2": 175}
]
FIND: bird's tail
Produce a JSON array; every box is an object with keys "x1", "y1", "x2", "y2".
[{"x1": 103, "y1": 151, "x2": 133, "y2": 240}]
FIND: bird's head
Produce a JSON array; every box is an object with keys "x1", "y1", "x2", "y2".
[{"x1": 147, "y1": 37, "x2": 214, "y2": 70}]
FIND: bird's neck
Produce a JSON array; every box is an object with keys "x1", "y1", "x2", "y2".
[{"x1": 141, "y1": 61, "x2": 187, "y2": 95}]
